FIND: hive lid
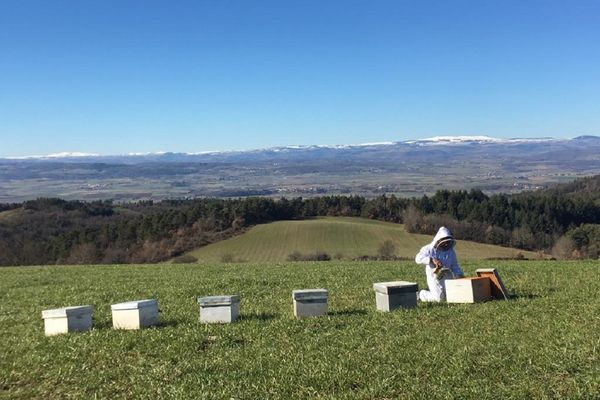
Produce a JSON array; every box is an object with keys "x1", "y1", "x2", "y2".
[
  {"x1": 111, "y1": 299, "x2": 158, "y2": 310},
  {"x1": 198, "y1": 295, "x2": 240, "y2": 306},
  {"x1": 42, "y1": 305, "x2": 94, "y2": 319},
  {"x1": 373, "y1": 281, "x2": 418, "y2": 294},
  {"x1": 292, "y1": 289, "x2": 328, "y2": 300}
]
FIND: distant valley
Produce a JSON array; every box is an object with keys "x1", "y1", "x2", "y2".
[{"x1": 1, "y1": 135, "x2": 599, "y2": 202}]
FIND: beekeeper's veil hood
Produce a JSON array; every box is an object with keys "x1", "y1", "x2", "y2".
[{"x1": 432, "y1": 226, "x2": 455, "y2": 250}]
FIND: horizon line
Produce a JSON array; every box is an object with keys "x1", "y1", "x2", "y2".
[{"x1": 2, "y1": 134, "x2": 594, "y2": 159}]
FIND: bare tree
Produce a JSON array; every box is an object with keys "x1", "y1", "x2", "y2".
[
  {"x1": 551, "y1": 236, "x2": 576, "y2": 260},
  {"x1": 377, "y1": 240, "x2": 396, "y2": 259}
]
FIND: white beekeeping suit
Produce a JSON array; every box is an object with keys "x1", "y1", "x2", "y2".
[{"x1": 415, "y1": 227, "x2": 464, "y2": 302}]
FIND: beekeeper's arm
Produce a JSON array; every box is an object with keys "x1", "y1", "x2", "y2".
[
  {"x1": 416, "y1": 245, "x2": 446, "y2": 267},
  {"x1": 415, "y1": 245, "x2": 434, "y2": 266},
  {"x1": 448, "y1": 251, "x2": 464, "y2": 278}
]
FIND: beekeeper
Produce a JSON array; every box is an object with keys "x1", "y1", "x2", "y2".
[{"x1": 415, "y1": 227, "x2": 464, "y2": 302}]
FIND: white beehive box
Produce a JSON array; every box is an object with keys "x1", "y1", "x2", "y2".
[
  {"x1": 292, "y1": 289, "x2": 328, "y2": 319},
  {"x1": 198, "y1": 295, "x2": 240, "y2": 323},
  {"x1": 41, "y1": 305, "x2": 94, "y2": 336},
  {"x1": 373, "y1": 281, "x2": 418, "y2": 311},
  {"x1": 111, "y1": 299, "x2": 159, "y2": 330},
  {"x1": 446, "y1": 277, "x2": 492, "y2": 303}
]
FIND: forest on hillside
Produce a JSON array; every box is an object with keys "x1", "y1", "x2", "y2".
[{"x1": 0, "y1": 175, "x2": 598, "y2": 266}]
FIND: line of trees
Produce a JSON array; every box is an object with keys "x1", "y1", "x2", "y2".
[{"x1": 0, "y1": 175, "x2": 598, "y2": 266}]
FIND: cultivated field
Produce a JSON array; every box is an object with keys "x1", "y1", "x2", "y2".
[
  {"x1": 1, "y1": 260, "x2": 599, "y2": 399},
  {"x1": 186, "y1": 217, "x2": 541, "y2": 262}
]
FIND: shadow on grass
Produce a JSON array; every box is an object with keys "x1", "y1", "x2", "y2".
[
  {"x1": 508, "y1": 293, "x2": 542, "y2": 301},
  {"x1": 159, "y1": 319, "x2": 180, "y2": 328},
  {"x1": 240, "y1": 312, "x2": 279, "y2": 322},
  {"x1": 417, "y1": 301, "x2": 449, "y2": 308},
  {"x1": 329, "y1": 309, "x2": 368, "y2": 316},
  {"x1": 94, "y1": 320, "x2": 113, "y2": 330},
  {"x1": 93, "y1": 318, "x2": 181, "y2": 330}
]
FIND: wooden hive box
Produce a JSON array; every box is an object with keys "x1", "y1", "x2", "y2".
[
  {"x1": 373, "y1": 281, "x2": 418, "y2": 311},
  {"x1": 445, "y1": 277, "x2": 491, "y2": 303},
  {"x1": 476, "y1": 268, "x2": 509, "y2": 300},
  {"x1": 292, "y1": 289, "x2": 328, "y2": 319},
  {"x1": 198, "y1": 295, "x2": 240, "y2": 324},
  {"x1": 42, "y1": 305, "x2": 94, "y2": 336},
  {"x1": 111, "y1": 299, "x2": 159, "y2": 330}
]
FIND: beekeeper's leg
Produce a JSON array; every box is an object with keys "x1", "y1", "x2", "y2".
[{"x1": 418, "y1": 275, "x2": 445, "y2": 302}]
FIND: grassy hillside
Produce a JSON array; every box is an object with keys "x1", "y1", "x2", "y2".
[
  {"x1": 1, "y1": 260, "x2": 599, "y2": 399},
  {"x1": 0, "y1": 208, "x2": 20, "y2": 221},
  {"x1": 186, "y1": 217, "x2": 541, "y2": 262}
]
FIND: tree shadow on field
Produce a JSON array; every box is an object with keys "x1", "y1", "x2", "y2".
[
  {"x1": 329, "y1": 309, "x2": 368, "y2": 317},
  {"x1": 240, "y1": 312, "x2": 279, "y2": 322}
]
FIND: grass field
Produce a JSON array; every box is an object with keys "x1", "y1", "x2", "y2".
[
  {"x1": 1, "y1": 260, "x2": 599, "y2": 399},
  {"x1": 186, "y1": 217, "x2": 541, "y2": 262}
]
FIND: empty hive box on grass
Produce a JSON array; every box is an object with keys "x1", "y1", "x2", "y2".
[
  {"x1": 42, "y1": 305, "x2": 94, "y2": 336},
  {"x1": 111, "y1": 299, "x2": 159, "y2": 330},
  {"x1": 446, "y1": 277, "x2": 492, "y2": 303},
  {"x1": 292, "y1": 289, "x2": 328, "y2": 319},
  {"x1": 476, "y1": 268, "x2": 509, "y2": 299},
  {"x1": 198, "y1": 295, "x2": 240, "y2": 323},
  {"x1": 373, "y1": 281, "x2": 418, "y2": 311}
]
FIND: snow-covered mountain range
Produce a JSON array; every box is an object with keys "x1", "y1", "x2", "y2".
[
  {"x1": 3, "y1": 135, "x2": 593, "y2": 162},
  {"x1": 1, "y1": 135, "x2": 598, "y2": 202}
]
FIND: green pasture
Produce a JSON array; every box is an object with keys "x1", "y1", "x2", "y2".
[
  {"x1": 1, "y1": 260, "x2": 599, "y2": 399},
  {"x1": 186, "y1": 217, "x2": 541, "y2": 262}
]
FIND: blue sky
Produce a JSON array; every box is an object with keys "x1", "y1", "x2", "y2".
[{"x1": 1, "y1": 0, "x2": 599, "y2": 156}]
